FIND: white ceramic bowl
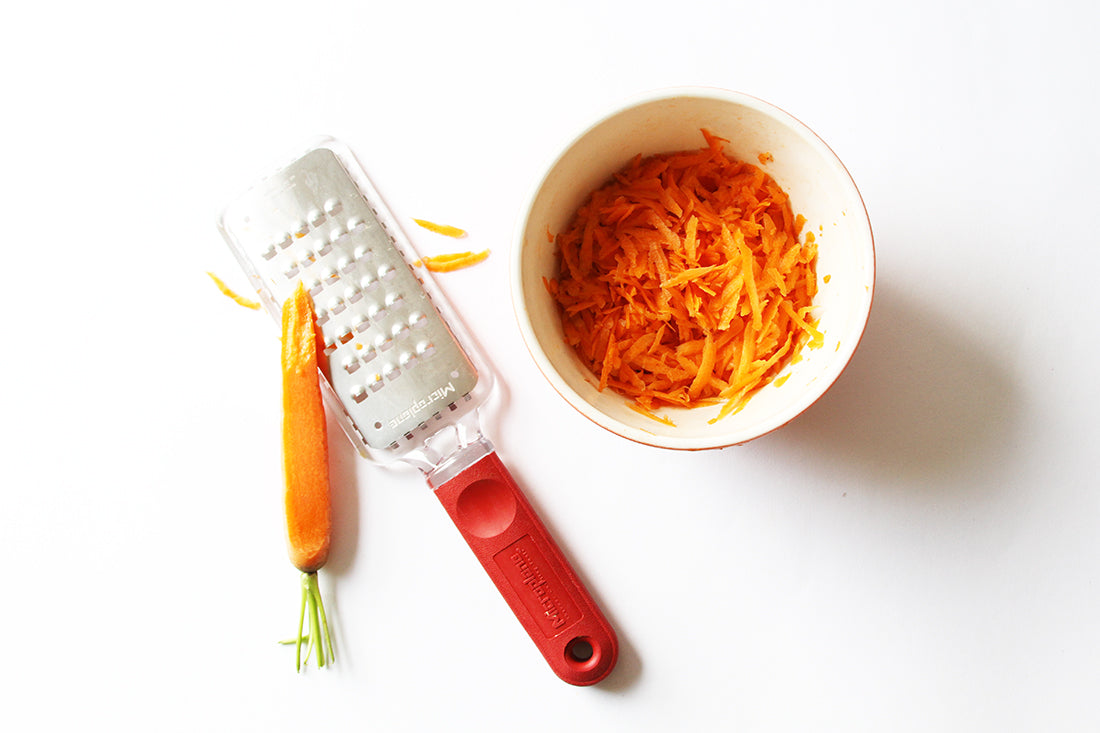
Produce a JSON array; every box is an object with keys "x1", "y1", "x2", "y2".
[{"x1": 511, "y1": 87, "x2": 875, "y2": 450}]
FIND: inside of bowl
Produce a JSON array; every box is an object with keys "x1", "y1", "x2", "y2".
[{"x1": 517, "y1": 91, "x2": 874, "y2": 449}]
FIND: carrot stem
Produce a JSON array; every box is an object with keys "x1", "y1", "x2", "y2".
[
  {"x1": 296, "y1": 579, "x2": 307, "y2": 671},
  {"x1": 310, "y1": 573, "x2": 335, "y2": 662},
  {"x1": 310, "y1": 580, "x2": 323, "y2": 667},
  {"x1": 290, "y1": 572, "x2": 334, "y2": 671}
]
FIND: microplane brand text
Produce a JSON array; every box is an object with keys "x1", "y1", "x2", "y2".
[
  {"x1": 494, "y1": 535, "x2": 581, "y2": 637},
  {"x1": 510, "y1": 543, "x2": 569, "y2": 631},
  {"x1": 389, "y1": 381, "x2": 456, "y2": 429}
]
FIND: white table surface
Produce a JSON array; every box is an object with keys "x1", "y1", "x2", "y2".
[{"x1": 4, "y1": 1, "x2": 1099, "y2": 730}]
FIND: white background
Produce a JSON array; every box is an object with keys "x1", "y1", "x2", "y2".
[{"x1": 3, "y1": 1, "x2": 1098, "y2": 730}]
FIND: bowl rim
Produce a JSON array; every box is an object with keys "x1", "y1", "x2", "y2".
[{"x1": 510, "y1": 86, "x2": 876, "y2": 450}]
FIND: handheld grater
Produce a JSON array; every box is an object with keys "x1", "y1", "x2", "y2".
[{"x1": 218, "y1": 138, "x2": 618, "y2": 685}]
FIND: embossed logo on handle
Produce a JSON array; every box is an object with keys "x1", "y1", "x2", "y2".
[{"x1": 495, "y1": 535, "x2": 582, "y2": 638}]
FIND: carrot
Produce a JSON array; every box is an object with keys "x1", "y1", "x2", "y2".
[
  {"x1": 207, "y1": 271, "x2": 260, "y2": 310},
  {"x1": 280, "y1": 282, "x2": 334, "y2": 670},
  {"x1": 413, "y1": 218, "x2": 467, "y2": 238},
  {"x1": 628, "y1": 402, "x2": 677, "y2": 427},
  {"x1": 549, "y1": 131, "x2": 820, "y2": 418},
  {"x1": 414, "y1": 249, "x2": 491, "y2": 272}
]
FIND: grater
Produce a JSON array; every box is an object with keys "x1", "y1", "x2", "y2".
[{"x1": 218, "y1": 138, "x2": 618, "y2": 685}]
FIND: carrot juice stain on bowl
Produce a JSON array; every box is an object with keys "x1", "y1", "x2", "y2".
[{"x1": 545, "y1": 129, "x2": 823, "y2": 424}]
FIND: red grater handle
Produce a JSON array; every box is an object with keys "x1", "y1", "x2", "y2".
[{"x1": 433, "y1": 451, "x2": 618, "y2": 685}]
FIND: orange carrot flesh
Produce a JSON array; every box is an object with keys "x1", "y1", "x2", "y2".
[
  {"x1": 549, "y1": 131, "x2": 820, "y2": 418},
  {"x1": 207, "y1": 271, "x2": 260, "y2": 310},
  {"x1": 413, "y1": 218, "x2": 467, "y2": 238},
  {"x1": 281, "y1": 282, "x2": 331, "y2": 574},
  {"x1": 280, "y1": 282, "x2": 335, "y2": 670},
  {"x1": 628, "y1": 402, "x2": 677, "y2": 427},
  {"x1": 415, "y1": 249, "x2": 490, "y2": 272}
]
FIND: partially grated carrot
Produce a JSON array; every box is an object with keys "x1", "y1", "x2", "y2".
[
  {"x1": 413, "y1": 218, "x2": 467, "y2": 238},
  {"x1": 281, "y1": 283, "x2": 331, "y2": 576},
  {"x1": 414, "y1": 249, "x2": 490, "y2": 272},
  {"x1": 280, "y1": 282, "x2": 335, "y2": 670},
  {"x1": 549, "y1": 131, "x2": 820, "y2": 418}
]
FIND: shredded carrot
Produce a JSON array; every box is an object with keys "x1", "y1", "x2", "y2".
[
  {"x1": 757, "y1": 151, "x2": 774, "y2": 165},
  {"x1": 549, "y1": 130, "x2": 820, "y2": 418},
  {"x1": 281, "y1": 282, "x2": 335, "y2": 670},
  {"x1": 207, "y1": 271, "x2": 260, "y2": 310},
  {"x1": 628, "y1": 402, "x2": 677, "y2": 427},
  {"x1": 415, "y1": 249, "x2": 490, "y2": 272},
  {"x1": 413, "y1": 218, "x2": 467, "y2": 238}
]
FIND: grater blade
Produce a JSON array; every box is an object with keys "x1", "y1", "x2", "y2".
[{"x1": 219, "y1": 144, "x2": 479, "y2": 454}]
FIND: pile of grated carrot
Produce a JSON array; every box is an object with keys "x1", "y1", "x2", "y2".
[{"x1": 547, "y1": 130, "x2": 822, "y2": 422}]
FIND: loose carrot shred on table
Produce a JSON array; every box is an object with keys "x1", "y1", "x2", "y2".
[
  {"x1": 415, "y1": 249, "x2": 490, "y2": 272},
  {"x1": 413, "y1": 218, "x2": 467, "y2": 238},
  {"x1": 548, "y1": 130, "x2": 821, "y2": 418},
  {"x1": 280, "y1": 282, "x2": 335, "y2": 670},
  {"x1": 207, "y1": 271, "x2": 260, "y2": 310}
]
